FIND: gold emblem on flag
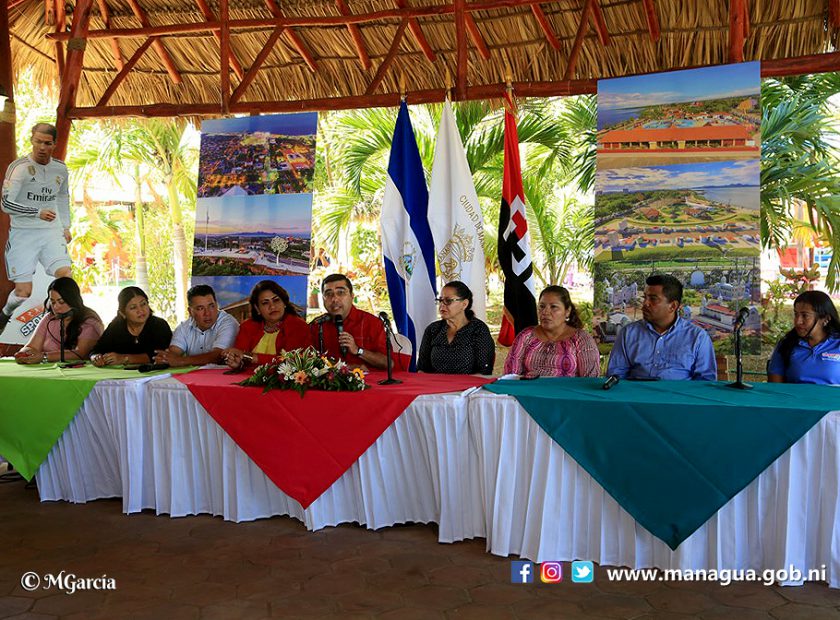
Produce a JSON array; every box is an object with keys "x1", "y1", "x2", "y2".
[{"x1": 436, "y1": 224, "x2": 475, "y2": 282}]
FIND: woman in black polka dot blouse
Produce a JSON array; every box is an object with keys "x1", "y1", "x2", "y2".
[{"x1": 417, "y1": 281, "x2": 495, "y2": 375}]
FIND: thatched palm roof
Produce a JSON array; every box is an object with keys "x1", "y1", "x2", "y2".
[{"x1": 6, "y1": 0, "x2": 840, "y2": 118}]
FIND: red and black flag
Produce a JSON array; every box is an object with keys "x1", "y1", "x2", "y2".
[{"x1": 497, "y1": 95, "x2": 537, "y2": 346}]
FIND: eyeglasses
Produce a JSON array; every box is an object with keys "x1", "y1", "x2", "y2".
[
  {"x1": 323, "y1": 289, "x2": 350, "y2": 299},
  {"x1": 435, "y1": 297, "x2": 464, "y2": 306}
]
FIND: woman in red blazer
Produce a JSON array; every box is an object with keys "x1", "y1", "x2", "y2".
[{"x1": 223, "y1": 280, "x2": 312, "y2": 369}]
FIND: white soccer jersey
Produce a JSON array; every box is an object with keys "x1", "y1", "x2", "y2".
[{"x1": 1, "y1": 156, "x2": 70, "y2": 230}]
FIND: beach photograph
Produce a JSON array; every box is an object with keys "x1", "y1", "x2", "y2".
[
  {"x1": 597, "y1": 62, "x2": 760, "y2": 169},
  {"x1": 192, "y1": 194, "x2": 312, "y2": 277},
  {"x1": 197, "y1": 113, "x2": 317, "y2": 197},
  {"x1": 594, "y1": 160, "x2": 760, "y2": 263}
]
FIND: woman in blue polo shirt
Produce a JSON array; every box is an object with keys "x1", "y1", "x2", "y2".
[{"x1": 768, "y1": 290, "x2": 840, "y2": 385}]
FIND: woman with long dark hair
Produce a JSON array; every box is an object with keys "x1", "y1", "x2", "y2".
[
  {"x1": 223, "y1": 280, "x2": 311, "y2": 369},
  {"x1": 14, "y1": 277, "x2": 104, "y2": 364},
  {"x1": 417, "y1": 280, "x2": 495, "y2": 374},
  {"x1": 768, "y1": 290, "x2": 840, "y2": 385},
  {"x1": 91, "y1": 286, "x2": 172, "y2": 366},
  {"x1": 503, "y1": 285, "x2": 600, "y2": 377}
]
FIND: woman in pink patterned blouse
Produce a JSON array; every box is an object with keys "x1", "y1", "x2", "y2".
[{"x1": 503, "y1": 285, "x2": 600, "y2": 378}]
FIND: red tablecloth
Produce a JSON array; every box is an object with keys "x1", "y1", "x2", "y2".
[{"x1": 176, "y1": 369, "x2": 494, "y2": 508}]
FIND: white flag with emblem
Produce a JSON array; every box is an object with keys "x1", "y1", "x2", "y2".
[{"x1": 428, "y1": 99, "x2": 487, "y2": 320}]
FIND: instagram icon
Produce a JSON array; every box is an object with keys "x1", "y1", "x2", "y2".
[{"x1": 540, "y1": 562, "x2": 563, "y2": 583}]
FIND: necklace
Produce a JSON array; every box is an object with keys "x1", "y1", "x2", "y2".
[
  {"x1": 127, "y1": 322, "x2": 143, "y2": 344},
  {"x1": 263, "y1": 321, "x2": 280, "y2": 334}
]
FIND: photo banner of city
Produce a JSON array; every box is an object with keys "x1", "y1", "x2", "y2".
[
  {"x1": 594, "y1": 62, "x2": 761, "y2": 352},
  {"x1": 597, "y1": 61, "x2": 760, "y2": 170},
  {"x1": 192, "y1": 194, "x2": 312, "y2": 277},
  {"x1": 594, "y1": 160, "x2": 760, "y2": 263},
  {"x1": 197, "y1": 113, "x2": 317, "y2": 198},
  {"x1": 192, "y1": 112, "x2": 318, "y2": 316}
]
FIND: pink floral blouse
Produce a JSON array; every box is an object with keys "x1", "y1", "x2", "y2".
[{"x1": 503, "y1": 326, "x2": 600, "y2": 377}]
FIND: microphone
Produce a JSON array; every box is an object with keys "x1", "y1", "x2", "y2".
[
  {"x1": 378, "y1": 311, "x2": 393, "y2": 333},
  {"x1": 55, "y1": 308, "x2": 75, "y2": 319},
  {"x1": 733, "y1": 307, "x2": 750, "y2": 330},
  {"x1": 138, "y1": 363, "x2": 170, "y2": 373},
  {"x1": 602, "y1": 375, "x2": 620, "y2": 390},
  {"x1": 334, "y1": 314, "x2": 347, "y2": 356}
]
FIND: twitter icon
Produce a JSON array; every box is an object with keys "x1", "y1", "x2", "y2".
[{"x1": 571, "y1": 560, "x2": 594, "y2": 583}]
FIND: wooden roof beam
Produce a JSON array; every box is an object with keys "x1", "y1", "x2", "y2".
[
  {"x1": 465, "y1": 14, "x2": 491, "y2": 60},
  {"x1": 455, "y1": 0, "x2": 467, "y2": 98},
  {"x1": 125, "y1": 0, "x2": 182, "y2": 84},
  {"x1": 8, "y1": 0, "x2": 31, "y2": 12},
  {"x1": 264, "y1": 0, "x2": 318, "y2": 73},
  {"x1": 830, "y1": 0, "x2": 840, "y2": 28},
  {"x1": 590, "y1": 0, "x2": 610, "y2": 46},
  {"x1": 195, "y1": 0, "x2": 245, "y2": 80},
  {"x1": 230, "y1": 26, "x2": 285, "y2": 104},
  {"x1": 563, "y1": 0, "x2": 592, "y2": 81},
  {"x1": 530, "y1": 5, "x2": 561, "y2": 50},
  {"x1": 729, "y1": 0, "x2": 745, "y2": 63},
  {"x1": 394, "y1": 0, "x2": 436, "y2": 64},
  {"x1": 365, "y1": 18, "x2": 408, "y2": 95},
  {"x1": 55, "y1": 0, "x2": 93, "y2": 160},
  {"x1": 336, "y1": 0, "x2": 371, "y2": 70},
  {"x1": 96, "y1": 36, "x2": 153, "y2": 105},
  {"x1": 220, "y1": 0, "x2": 230, "y2": 113},
  {"x1": 94, "y1": 0, "x2": 125, "y2": 70},
  {"x1": 54, "y1": 0, "x2": 65, "y2": 78},
  {"x1": 741, "y1": 0, "x2": 750, "y2": 38},
  {"x1": 640, "y1": 0, "x2": 660, "y2": 42}
]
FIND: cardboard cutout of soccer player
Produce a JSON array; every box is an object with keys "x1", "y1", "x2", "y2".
[{"x1": 0, "y1": 123, "x2": 72, "y2": 344}]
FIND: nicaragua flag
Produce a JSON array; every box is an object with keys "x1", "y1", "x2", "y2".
[
  {"x1": 380, "y1": 101, "x2": 438, "y2": 371},
  {"x1": 428, "y1": 99, "x2": 487, "y2": 321}
]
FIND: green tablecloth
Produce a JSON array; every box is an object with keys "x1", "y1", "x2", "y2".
[
  {"x1": 483, "y1": 378, "x2": 839, "y2": 549},
  {"x1": 0, "y1": 360, "x2": 193, "y2": 480}
]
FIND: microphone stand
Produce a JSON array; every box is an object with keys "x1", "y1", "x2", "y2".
[
  {"x1": 318, "y1": 321, "x2": 325, "y2": 355},
  {"x1": 378, "y1": 316, "x2": 402, "y2": 386},
  {"x1": 726, "y1": 320, "x2": 752, "y2": 390},
  {"x1": 59, "y1": 317, "x2": 66, "y2": 364}
]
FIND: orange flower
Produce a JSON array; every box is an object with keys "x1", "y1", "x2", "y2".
[
  {"x1": 352, "y1": 368, "x2": 365, "y2": 381},
  {"x1": 293, "y1": 370, "x2": 308, "y2": 385}
]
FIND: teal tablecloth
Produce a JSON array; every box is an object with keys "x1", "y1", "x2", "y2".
[
  {"x1": 0, "y1": 360, "x2": 192, "y2": 480},
  {"x1": 483, "y1": 378, "x2": 838, "y2": 549}
]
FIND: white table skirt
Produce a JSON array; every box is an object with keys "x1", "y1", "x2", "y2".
[
  {"x1": 37, "y1": 377, "x2": 484, "y2": 542},
  {"x1": 468, "y1": 391, "x2": 840, "y2": 587}
]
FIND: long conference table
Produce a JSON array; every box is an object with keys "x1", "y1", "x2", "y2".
[{"x1": 30, "y1": 372, "x2": 840, "y2": 587}]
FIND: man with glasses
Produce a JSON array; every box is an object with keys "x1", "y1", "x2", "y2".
[
  {"x1": 310, "y1": 273, "x2": 388, "y2": 369},
  {"x1": 153, "y1": 284, "x2": 239, "y2": 367}
]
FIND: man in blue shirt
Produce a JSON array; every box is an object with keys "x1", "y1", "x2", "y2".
[
  {"x1": 154, "y1": 284, "x2": 239, "y2": 367},
  {"x1": 607, "y1": 274, "x2": 717, "y2": 381}
]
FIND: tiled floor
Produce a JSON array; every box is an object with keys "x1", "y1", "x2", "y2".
[{"x1": 2, "y1": 473, "x2": 840, "y2": 619}]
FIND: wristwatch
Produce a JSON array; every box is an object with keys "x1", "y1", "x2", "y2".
[{"x1": 357, "y1": 348, "x2": 365, "y2": 358}]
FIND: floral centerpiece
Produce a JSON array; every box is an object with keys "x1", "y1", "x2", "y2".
[{"x1": 238, "y1": 346, "x2": 367, "y2": 397}]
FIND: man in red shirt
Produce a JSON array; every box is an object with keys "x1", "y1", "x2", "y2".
[{"x1": 310, "y1": 274, "x2": 388, "y2": 369}]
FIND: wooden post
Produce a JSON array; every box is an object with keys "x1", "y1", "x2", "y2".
[{"x1": 0, "y1": 0, "x2": 18, "y2": 353}]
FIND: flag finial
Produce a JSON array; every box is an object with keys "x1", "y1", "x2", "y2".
[
  {"x1": 445, "y1": 68, "x2": 453, "y2": 101},
  {"x1": 400, "y1": 73, "x2": 407, "y2": 102}
]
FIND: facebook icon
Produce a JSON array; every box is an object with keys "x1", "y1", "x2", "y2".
[{"x1": 511, "y1": 561, "x2": 534, "y2": 583}]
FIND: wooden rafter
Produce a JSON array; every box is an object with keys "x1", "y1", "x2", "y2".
[
  {"x1": 55, "y1": 0, "x2": 93, "y2": 160},
  {"x1": 563, "y1": 0, "x2": 592, "y2": 81},
  {"x1": 394, "y1": 0, "x2": 436, "y2": 63},
  {"x1": 94, "y1": 0, "x2": 125, "y2": 70},
  {"x1": 729, "y1": 0, "x2": 745, "y2": 63},
  {"x1": 7, "y1": 0, "x2": 31, "y2": 12},
  {"x1": 465, "y1": 14, "x2": 491, "y2": 60},
  {"x1": 48, "y1": 0, "x2": 576, "y2": 42},
  {"x1": 44, "y1": 0, "x2": 54, "y2": 26},
  {"x1": 64, "y1": 50, "x2": 840, "y2": 120},
  {"x1": 455, "y1": 0, "x2": 467, "y2": 99},
  {"x1": 220, "y1": 0, "x2": 230, "y2": 113},
  {"x1": 336, "y1": 0, "x2": 371, "y2": 70},
  {"x1": 530, "y1": 5, "x2": 561, "y2": 50},
  {"x1": 365, "y1": 18, "x2": 408, "y2": 95},
  {"x1": 195, "y1": 0, "x2": 244, "y2": 80},
  {"x1": 264, "y1": 0, "x2": 318, "y2": 73},
  {"x1": 590, "y1": 0, "x2": 610, "y2": 46},
  {"x1": 831, "y1": 0, "x2": 840, "y2": 28},
  {"x1": 230, "y1": 26, "x2": 285, "y2": 104},
  {"x1": 125, "y1": 0, "x2": 181, "y2": 84},
  {"x1": 741, "y1": 0, "x2": 749, "y2": 39},
  {"x1": 96, "y1": 37, "x2": 153, "y2": 105},
  {"x1": 54, "y1": 0, "x2": 65, "y2": 77},
  {"x1": 640, "y1": 0, "x2": 660, "y2": 42}
]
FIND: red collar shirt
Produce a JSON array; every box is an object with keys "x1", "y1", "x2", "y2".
[{"x1": 309, "y1": 305, "x2": 387, "y2": 365}]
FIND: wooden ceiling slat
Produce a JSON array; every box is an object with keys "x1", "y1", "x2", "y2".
[
  {"x1": 365, "y1": 17, "x2": 407, "y2": 95},
  {"x1": 94, "y1": 0, "x2": 126, "y2": 70},
  {"x1": 729, "y1": 0, "x2": 745, "y2": 63},
  {"x1": 591, "y1": 0, "x2": 610, "y2": 46},
  {"x1": 395, "y1": 0, "x2": 437, "y2": 63},
  {"x1": 530, "y1": 5, "x2": 561, "y2": 50},
  {"x1": 96, "y1": 36, "x2": 154, "y2": 105},
  {"x1": 230, "y1": 25, "x2": 285, "y2": 103},
  {"x1": 264, "y1": 0, "x2": 318, "y2": 72},
  {"x1": 563, "y1": 0, "x2": 592, "y2": 81},
  {"x1": 336, "y1": 0, "x2": 372, "y2": 70},
  {"x1": 640, "y1": 0, "x2": 660, "y2": 42},
  {"x1": 465, "y1": 13, "x2": 491, "y2": 59},
  {"x1": 195, "y1": 0, "x2": 245, "y2": 80},
  {"x1": 125, "y1": 0, "x2": 182, "y2": 83}
]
